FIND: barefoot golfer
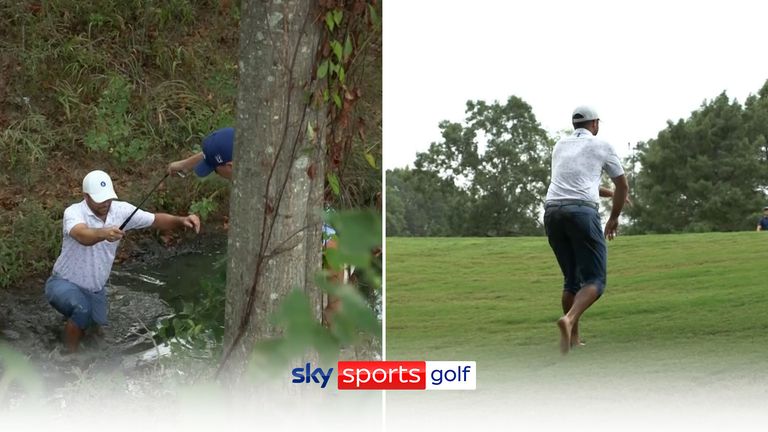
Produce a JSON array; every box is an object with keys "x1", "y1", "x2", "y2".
[
  {"x1": 544, "y1": 106, "x2": 628, "y2": 355},
  {"x1": 46, "y1": 170, "x2": 201, "y2": 353}
]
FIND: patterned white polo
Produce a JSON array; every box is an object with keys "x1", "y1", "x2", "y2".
[
  {"x1": 52, "y1": 200, "x2": 155, "y2": 292},
  {"x1": 546, "y1": 128, "x2": 625, "y2": 204}
]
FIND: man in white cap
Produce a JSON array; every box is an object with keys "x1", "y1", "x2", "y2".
[
  {"x1": 45, "y1": 170, "x2": 201, "y2": 353},
  {"x1": 544, "y1": 106, "x2": 629, "y2": 354}
]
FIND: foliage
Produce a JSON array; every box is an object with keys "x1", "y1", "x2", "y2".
[
  {"x1": 0, "y1": 112, "x2": 56, "y2": 179},
  {"x1": 317, "y1": 1, "x2": 382, "y2": 210},
  {"x1": 0, "y1": 342, "x2": 44, "y2": 401},
  {"x1": 189, "y1": 195, "x2": 219, "y2": 222},
  {"x1": 153, "y1": 210, "x2": 382, "y2": 368},
  {"x1": 386, "y1": 168, "x2": 471, "y2": 236},
  {"x1": 156, "y1": 257, "x2": 226, "y2": 356},
  {"x1": 389, "y1": 96, "x2": 553, "y2": 237},
  {"x1": 0, "y1": 0, "x2": 238, "y2": 287},
  {"x1": 249, "y1": 210, "x2": 382, "y2": 372},
  {"x1": 628, "y1": 88, "x2": 768, "y2": 233},
  {"x1": 84, "y1": 73, "x2": 151, "y2": 164},
  {"x1": 0, "y1": 201, "x2": 61, "y2": 289}
]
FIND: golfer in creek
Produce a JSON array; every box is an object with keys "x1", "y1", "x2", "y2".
[
  {"x1": 45, "y1": 170, "x2": 201, "y2": 353},
  {"x1": 543, "y1": 106, "x2": 628, "y2": 355}
]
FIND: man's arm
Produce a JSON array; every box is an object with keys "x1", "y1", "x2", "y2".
[
  {"x1": 167, "y1": 153, "x2": 204, "y2": 175},
  {"x1": 69, "y1": 224, "x2": 124, "y2": 246},
  {"x1": 152, "y1": 213, "x2": 201, "y2": 233},
  {"x1": 600, "y1": 186, "x2": 632, "y2": 204},
  {"x1": 604, "y1": 175, "x2": 629, "y2": 241}
]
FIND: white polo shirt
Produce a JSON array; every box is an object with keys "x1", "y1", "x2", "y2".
[
  {"x1": 545, "y1": 128, "x2": 624, "y2": 204},
  {"x1": 52, "y1": 200, "x2": 155, "y2": 292}
]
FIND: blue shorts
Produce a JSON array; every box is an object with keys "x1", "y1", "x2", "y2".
[
  {"x1": 44, "y1": 274, "x2": 108, "y2": 329},
  {"x1": 544, "y1": 204, "x2": 607, "y2": 296}
]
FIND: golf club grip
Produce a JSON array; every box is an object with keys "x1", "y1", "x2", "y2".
[
  {"x1": 119, "y1": 209, "x2": 138, "y2": 231},
  {"x1": 118, "y1": 173, "x2": 169, "y2": 231}
]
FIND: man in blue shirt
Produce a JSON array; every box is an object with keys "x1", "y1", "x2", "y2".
[{"x1": 757, "y1": 206, "x2": 768, "y2": 231}]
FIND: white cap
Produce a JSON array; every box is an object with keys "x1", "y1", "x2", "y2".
[
  {"x1": 83, "y1": 170, "x2": 118, "y2": 203},
  {"x1": 572, "y1": 105, "x2": 599, "y2": 123}
]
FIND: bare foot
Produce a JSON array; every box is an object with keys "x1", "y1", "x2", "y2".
[
  {"x1": 557, "y1": 317, "x2": 572, "y2": 355},
  {"x1": 571, "y1": 338, "x2": 586, "y2": 348}
]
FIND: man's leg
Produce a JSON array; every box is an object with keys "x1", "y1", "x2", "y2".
[
  {"x1": 45, "y1": 276, "x2": 93, "y2": 353},
  {"x1": 64, "y1": 319, "x2": 82, "y2": 353},
  {"x1": 561, "y1": 291, "x2": 584, "y2": 347},
  {"x1": 557, "y1": 284, "x2": 599, "y2": 353},
  {"x1": 558, "y1": 206, "x2": 607, "y2": 354},
  {"x1": 545, "y1": 208, "x2": 579, "y2": 354}
]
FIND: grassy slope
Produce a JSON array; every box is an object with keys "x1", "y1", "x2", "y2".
[
  {"x1": 386, "y1": 233, "x2": 768, "y2": 385},
  {"x1": 0, "y1": 1, "x2": 238, "y2": 289}
]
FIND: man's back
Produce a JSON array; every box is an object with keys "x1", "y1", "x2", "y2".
[{"x1": 546, "y1": 129, "x2": 623, "y2": 203}]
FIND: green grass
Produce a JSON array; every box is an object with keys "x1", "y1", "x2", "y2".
[{"x1": 386, "y1": 233, "x2": 768, "y2": 387}]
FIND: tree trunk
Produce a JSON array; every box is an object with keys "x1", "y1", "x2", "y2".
[{"x1": 221, "y1": 0, "x2": 324, "y2": 382}]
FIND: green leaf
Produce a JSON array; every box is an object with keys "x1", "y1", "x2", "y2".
[
  {"x1": 332, "y1": 91, "x2": 342, "y2": 109},
  {"x1": 317, "y1": 59, "x2": 329, "y2": 79},
  {"x1": 343, "y1": 35, "x2": 353, "y2": 61},
  {"x1": 325, "y1": 11, "x2": 335, "y2": 31},
  {"x1": 327, "y1": 172, "x2": 340, "y2": 196},
  {"x1": 368, "y1": 4, "x2": 380, "y2": 27},
  {"x1": 333, "y1": 9, "x2": 343, "y2": 26},
  {"x1": 0, "y1": 343, "x2": 44, "y2": 399},
  {"x1": 364, "y1": 152, "x2": 376, "y2": 169},
  {"x1": 330, "y1": 40, "x2": 343, "y2": 62},
  {"x1": 338, "y1": 65, "x2": 346, "y2": 84},
  {"x1": 323, "y1": 210, "x2": 382, "y2": 270},
  {"x1": 322, "y1": 88, "x2": 329, "y2": 102}
]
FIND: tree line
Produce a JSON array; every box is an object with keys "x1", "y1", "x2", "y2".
[{"x1": 387, "y1": 81, "x2": 768, "y2": 236}]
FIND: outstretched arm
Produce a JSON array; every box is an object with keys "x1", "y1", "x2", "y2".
[
  {"x1": 152, "y1": 213, "x2": 201, "y2": 233},
  {"x1": 167, "y1": 152, "x2": 204, "y2": 175}
]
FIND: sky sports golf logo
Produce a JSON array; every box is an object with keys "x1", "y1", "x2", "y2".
[{"x1": 292, "y1": 361, "x2": 476, "y2": 390}]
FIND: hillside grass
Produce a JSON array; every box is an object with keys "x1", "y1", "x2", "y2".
[
  {"x1": 386, "y1": 233, "x2": 768, "y2": 386},
  {"x1": 0, "y1": 0, "x2": 238, "y2": 289}
]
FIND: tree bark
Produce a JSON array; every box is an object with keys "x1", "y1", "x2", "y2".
[{"x1": 221, "y1": 0, "x2": 325, "y2": 382}]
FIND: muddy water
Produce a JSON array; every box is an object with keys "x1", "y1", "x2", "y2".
[
  {"x1": 112, "y1": 237, "x2": 226, "y2": 316},
  {"x1": 0, "y1": 235, "x2": 227, "y2": 395},
  {"x1": 108, "y1": 236, "x2": 227, "y2": 365}
]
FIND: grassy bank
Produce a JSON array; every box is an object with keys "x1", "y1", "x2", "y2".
[
  {"x1": 386, "y1": 233, "x2": 768, "y2": 385},
  {"x1": 0, "y1": 0, "x2": 238, "y2": 288}
]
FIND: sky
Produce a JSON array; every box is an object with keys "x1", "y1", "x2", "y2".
[{"x1": 383, "y1": 0, "x2": 768, "y2": 169}]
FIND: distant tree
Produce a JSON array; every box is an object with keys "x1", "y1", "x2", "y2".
[
  {"x1": 385, "y1": 168, "x2": 469, "y2": 236},
  {"x1": 415, "y1": 96, "x2": 553, "y2": 236},
  {"x1": 628, "y1": 91, "x2": 767, "y2": 232},
  {"x1": 385, "y1": 171, "x2": 408, "y2": 236}
]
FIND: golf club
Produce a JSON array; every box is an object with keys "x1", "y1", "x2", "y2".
[{"x1": 119, "y1": 172, "x2": 169, "y2": 230}]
